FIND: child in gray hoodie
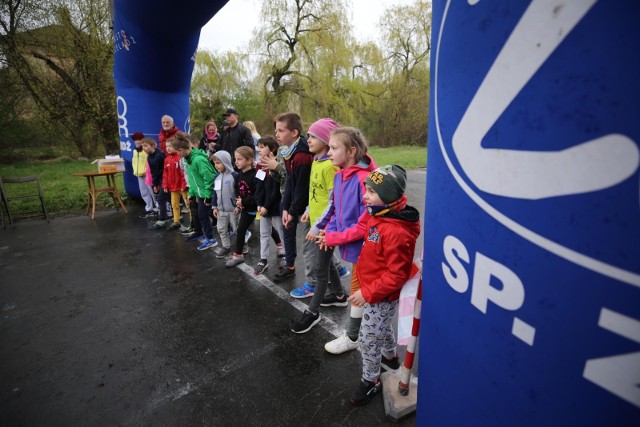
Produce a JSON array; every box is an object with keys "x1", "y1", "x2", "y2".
[{"x1": 211, "y1": 150, "x2": 239, "y2": 258}]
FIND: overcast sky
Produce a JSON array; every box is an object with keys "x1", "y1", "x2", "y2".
[{"x1": 198, "y1": 0, "x2": 414, "y2": 52}]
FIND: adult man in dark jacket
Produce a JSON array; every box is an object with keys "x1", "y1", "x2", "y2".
[{"x1": 219, "y1": 108, "x2": 254, "y2": 159}]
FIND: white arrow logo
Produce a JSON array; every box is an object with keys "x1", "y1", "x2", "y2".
[
  {"x1": 434, "y1": 0, "x2": 640, "y2": 287},
  {"x1": 453, "y1": 0, "x2": 638, "y2": 199}
]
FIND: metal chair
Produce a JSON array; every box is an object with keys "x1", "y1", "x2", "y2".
[{"x1": 0, "y1": 175, "x2": 50, "y2": 228}]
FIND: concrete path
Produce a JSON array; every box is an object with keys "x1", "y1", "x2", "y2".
[{"x1": 0, "y1": 169, "x2": 426, "y2": 426}]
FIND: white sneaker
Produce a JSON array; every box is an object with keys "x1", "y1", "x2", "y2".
[{"x1": 324, "y1": 333, "x2": 358, "y2": 354}]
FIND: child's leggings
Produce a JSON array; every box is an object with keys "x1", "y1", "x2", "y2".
[
  {"x1": 359, "y1": 300, "x2": 398, "y2": 382},
  {"x1": 235, "y1": 211, "x2": 256, "y2": 254}
]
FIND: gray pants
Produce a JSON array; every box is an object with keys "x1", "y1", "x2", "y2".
[
  {"x1": 308, "y1": 245, "x2": 342, "y2": 313},
  {"x1": 216, "y1": 210, "x2": 238, "y2": 249},
  {"x1": 259, "y1": 215, "x2": 284, "y2": 260},
  {"x1": 137, "y1": 176, "x2": 156, "y2": 212},
  {"x1": 300, "y1": 221, "x2": 317, "y2": 286},
  {"x1": 359, "y1": 300, "x2": 398, "y2": 382}
]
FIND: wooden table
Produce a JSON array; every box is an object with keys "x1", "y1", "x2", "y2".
[{"x1": 72, "y1": 171, "x2": 128, "y2": 219}]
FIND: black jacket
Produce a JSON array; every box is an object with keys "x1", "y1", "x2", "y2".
[
  {"x1": 220, "y1": 124, "x2": 254, "y2": 157},
  {"x1": 235, "y1": 168, "x2": 258, "y2": 213},
  {"x1": 281, "y1": 136, "x2": 312, "y2": 217},
  {"x1": 254, "y1": 169, "x2": 282, "y2": 217},
  {"x1": 199, "y1": 132, "x2": 220, "y2": 153},
  {"x1": 147, "y1": 149, "x2": 166, "y2": 188}
]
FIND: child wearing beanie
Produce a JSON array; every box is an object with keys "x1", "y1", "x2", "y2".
[
  {"x1": 290, "y1": 118, "x2": 344, "y2": 332},
  {"x1": 346, "y1": 164, "x2": 421, "y2": 406},
  {"x1": 289, "y1": 118, "x2": 349, "y2": 301}
]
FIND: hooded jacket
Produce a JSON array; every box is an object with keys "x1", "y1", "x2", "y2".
[
  {"x1": 281, "y1": 136, "x2": 313, "y2": 217},
  {"x1": 323, "y1": 154, "x2": 377, "y2": 262},
  {"x1": 357, "y1": 205, "x2": 421, "y2": 303},
  {"x1": 211, "y1": 150, "x2": 238, "y2": 212},
  {"x1": 162, "y1": 151, "x2": 187, "y2": 191},
  {"x1": 184, "y1": 148, "x2": 216, "y2": 199}
]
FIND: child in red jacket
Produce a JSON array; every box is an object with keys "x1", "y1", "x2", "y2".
[
  {"x1": 346, "y1": 164, "x2": 420, "y2": 406},
  {"x1": 162, "y1": 137, "x2": 188, "y2": 230}
]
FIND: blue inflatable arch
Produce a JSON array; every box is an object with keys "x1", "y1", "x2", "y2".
[{"x1": 112, "y1": 0, "x2": 227, "y2": 197}]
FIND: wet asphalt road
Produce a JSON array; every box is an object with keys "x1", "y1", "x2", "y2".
[{"x1": 0, "y1": 169, "x2": 426, "y2": 426}]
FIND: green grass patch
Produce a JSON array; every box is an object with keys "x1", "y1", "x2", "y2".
[
  {"x1": 368, "y1": 145, "x2": 427, "y2": 170},
  {"x1": 1, "y1": 159, "x2": 131, "y2": 217}
]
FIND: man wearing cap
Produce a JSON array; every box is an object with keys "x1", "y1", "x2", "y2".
[{"x1": 219, "y1": 108, "x2": 255, "y2": 160}]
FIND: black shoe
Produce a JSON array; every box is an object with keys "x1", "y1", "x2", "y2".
[
  {"x1": 290, "y1": 310, "x2": 320, "y2": 334},
  {"x1": 274, "y1": 267, "x2": 295, "y2": 282},
  {"x1": 253, "y1": 259, "x2": 268, "y2": 275},
  {"x1": 138, "y1": 211, "x2": 154, "y2": 219},
  {"x1": 320, "y1": 293, "x2": 348, "y2": 307},
  {"x1": 349, "y1": 378, "x2": 382, "y2": 406},
  {"x1": 381, "y1": 354, "x2": 400, "y2": 372},
  {"x1": 179, "y1": 226, "x2": 194, "y2": 236}
]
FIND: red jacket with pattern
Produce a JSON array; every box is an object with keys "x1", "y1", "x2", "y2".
[{"x1": 357, "y1": 205, "x2": 420, "y2": 304}]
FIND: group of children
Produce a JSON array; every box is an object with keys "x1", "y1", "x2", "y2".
[{"x1": 130, "y1": 113, "x2": 420, "y2": 407}]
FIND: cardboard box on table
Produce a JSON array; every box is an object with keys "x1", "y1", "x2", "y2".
[{"x1": 92, "y1": 156, "x2": 125, "y2": 173}]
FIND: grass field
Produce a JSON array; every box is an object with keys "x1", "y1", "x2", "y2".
[
  {"x1": 368, "y1": 145, "x2": 427, "y2": 170},
  {"x1": 0, "y1": 145, "x2": 426, "y2": 217}
]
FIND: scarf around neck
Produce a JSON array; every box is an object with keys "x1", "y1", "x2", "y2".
[
  {"x1": 366, "y1": 195, "x2": 408, "y2": 217},
  {"x1": 281, "y1": 138, "x2": 299, "y2": 160}
]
